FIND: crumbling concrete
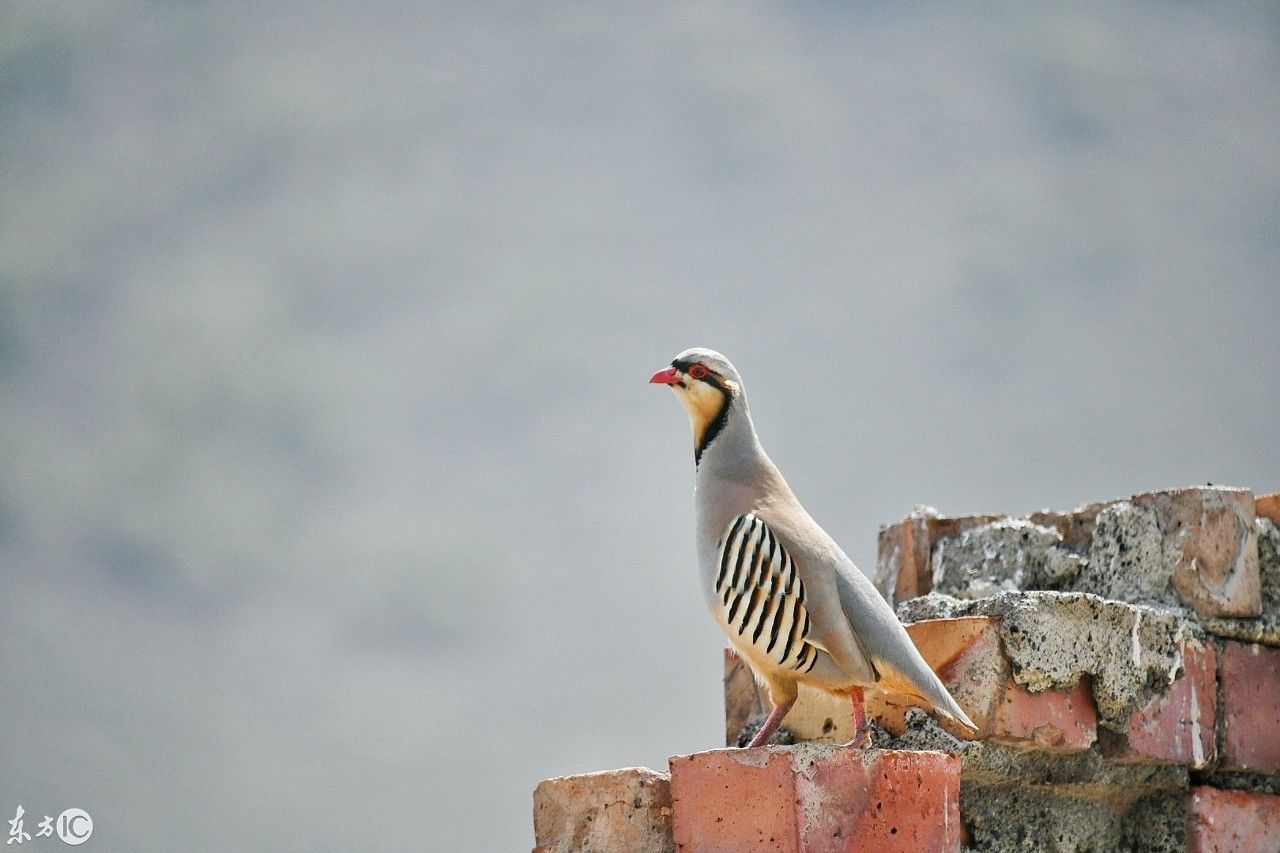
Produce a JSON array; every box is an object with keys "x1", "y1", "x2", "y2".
[
  {"x1": 892, "y1": 487, "x2": 1264, "y2": 618},
  {"x1": 1193, "y1": 769, "x2": 1280, "y2": 797},
  {"x1": 898, "y1": 590, "x2": 1195, "y2": 731},
  {"x1": 960, "y1": 785, "x2": 1186, "y2": 853},
  {"x1": 1075, "y1": 501, "x2": 1169, "y2": 604},
  {"x1": 1119, "y1": 793, "x2": 1189, "y2": 853},
  {"x1": 930, "y1": 518, "x2": 1086, "y2": 599}
]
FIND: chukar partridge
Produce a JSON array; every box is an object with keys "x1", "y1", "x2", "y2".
[{"x1": 651, "y1": 347, "x2": 976, "y2": 747}]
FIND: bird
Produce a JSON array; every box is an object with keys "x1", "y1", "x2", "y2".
[{"x1": 650, "y1": 347, "x2": 976, "y2": 748}]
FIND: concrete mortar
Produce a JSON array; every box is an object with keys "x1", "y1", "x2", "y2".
[
  {"x1": 1075, "y1": 501, "x2": 1170, "y2": 605},
  {"x1": 931, "y1": 518, "x2": 1086, "y2": 599}
]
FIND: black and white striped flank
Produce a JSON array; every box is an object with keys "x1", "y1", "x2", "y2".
[{"x1": 714, "y1": 513, "x2": 818, "y2": 674}]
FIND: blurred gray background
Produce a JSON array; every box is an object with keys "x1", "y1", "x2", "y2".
[{"x1": 2, "y1": 2, "x2": 1278, "y2": 849}]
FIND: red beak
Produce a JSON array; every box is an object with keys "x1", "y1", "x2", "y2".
[{"x1": 649, "y1": 366, "x2": 681, "y2": 385}]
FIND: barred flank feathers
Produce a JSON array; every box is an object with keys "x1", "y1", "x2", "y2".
[{"x1": 715, "y1": 513, "x2": 818, "y2": 674}]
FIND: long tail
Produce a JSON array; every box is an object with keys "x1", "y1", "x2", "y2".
[{"x1": 877, "y1": 663, "x2": 978, "y2": 733}]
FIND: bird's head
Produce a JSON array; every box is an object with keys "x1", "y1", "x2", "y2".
[{"x1": 649, "y1": 347, "x2": 745, "y2": 461}]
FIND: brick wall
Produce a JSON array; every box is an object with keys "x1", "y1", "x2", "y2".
[{"x1": 533, "y1": 486, "x2": 1280, "y2": 852}]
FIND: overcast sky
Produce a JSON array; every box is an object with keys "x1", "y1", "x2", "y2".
[{"x1": 2, "y1": 2, "x2": 1278, "y2": 849}]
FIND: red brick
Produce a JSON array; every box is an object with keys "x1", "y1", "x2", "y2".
[
  {"x1": 795, "y1": 750, "x2": 960, "y2": 852},
  {"x1": 1132, "y1": 487, "x2": 1261, "y2": 618},
  {"x1": 876, "y1": 514, "x2": 930, "y2": 604},
  {"x1": 991, "y1": 680, "x2": 1096, "y2": 750},
  {"x1": 1105, "y1": 642, "x2": 1217, "y2": 768},
  {"x1": 669, "y1": 746, "x2": 960, "y2": 852},
  {"x1": 871, "y1": 617, "x2": 1097, "y2": 750},
  {"x1": 1028, "y1": 500, "x2": 1112, "y2": 552},
  {"x1": 533, "y1": 767, "x2": 673, "y2": 853},
  {"x1": 876, "y1": 509, "x2": 1002, "y2": 604},
  {"x1": 1187, "y1": 786, "x2": 1280, "y2": 853},
  {"x1": 1221, "y1": 641, "x2": 1280, "y2": 772},
  {"x1": 670, "y1": 748, "x2": 797, "y2": 850},
  {"x1": 1256, "y1": 492, "x2": 1280, "y2": 526}
]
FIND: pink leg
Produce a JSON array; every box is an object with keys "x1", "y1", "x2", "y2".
[
  {"x1": 847, "y1": 687, "x2": 870, "y2": 749},
  {"x1": 746, "y1": 698, "x2": 795, "y2": 748}
]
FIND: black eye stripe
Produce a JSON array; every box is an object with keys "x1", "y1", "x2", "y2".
[{"x1": 672, "y1": 359, "x2": 726, "y2": 389}]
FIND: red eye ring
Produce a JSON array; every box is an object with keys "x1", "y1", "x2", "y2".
[{"x1": 687, "y1": 364, "x2": 709, "y2": 379}]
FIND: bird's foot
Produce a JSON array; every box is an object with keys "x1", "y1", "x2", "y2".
[
  {"x1": 843, "y1": 686, "x2": 871, "y2": 749},
  {"x1": 737, "y1": 722, "x2": 794, "y2": 748},
  {"x1": 842, "y1": 727, "x2": 873, "y2": 750},
  {"x1": 744, "y1": 699, "x2": 795, "y2": 748}
]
